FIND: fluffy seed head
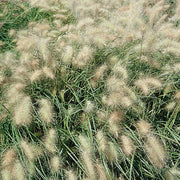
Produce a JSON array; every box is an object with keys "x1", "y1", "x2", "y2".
[
  {"x1": 66, "y1": 170, "x2": 78, "y2": 180},
  {"x1": 108, "y1": 111, "x2": 123, "y2": 137},
  {"x1": 32, "y1": 22, "x2": 50, "y2": 35},
  {"x1": 102, "y1": 92, "x2": 133, "y2": 108},
  {"x1": 165, "y1": 101, "x2": 176, "y2": 111},
  {"x1": 73, "y1": 46, "x2": 92, "y2": 68},
  {"x1": 92, "y1": 64, "x2": 107, "y2": 81},
  {"x1": 1, "y1": 149, "x2": 16, "y2": 168},
  {"x1": 50, "y1": 155, "x2": 61, "y2": 172},
  {"x1": 96, "y1": 162, "x2": 108, "y2": 180},
  {"x1": 106, "y1": 142, "x2": 119, "y2": 162},
  {"x1": 30, "y1": 69, "x2": 43, "y2": 82},
  {"x1": 1, "y1": 169, "x2": 13, "y2": 180},
  {"x1": 112, "y1": 63, "x2": 128, "y2": 80},
  {"x1": 42, "y1": 67, "x2": 54, "y2": 79},
  {"x1": 164, "y1": 168, "x2": 180, "y2": 180},
  {"x1": 79, "y1": 135, "x2": 97, "y2": 180},
  {"x1": 144, "y1": 135, "x2": 167, "y2": 168},
  {"x1": 173, "y1": 63, "x2": 180, "y2": 73},
  {"x1": 136, "y1": 120, "x2": 151, "y2": 135},
  {"x1": 91, "y1": 64, "x2": 107, "y2": 88},
  {"x1": 81, "y1": 151, "x2": 97, "y2": 180},
  {"x1": 121, "y1": 135, "x2": 134, "y2": 156},
  {"x1": 62, "y1": 46, "x2": 74, "y2": 65},
  {"x1": 16, "y1": 35, "x2": 37, "y2": 51},
  {"x1": 96, "y1": 110, "x2": 108, "y2": 123},
  {"x1": 30, "y1": 59, "x2": 40, "y2": 70},
  {"x1": 7, "y1": 83, "x2": 25, "y2": 106},
  {"x1": 84, "y1": 100, "x2": 95, "y2": 113},
  {"x1": 44, "y1": 128, "x2": 57, "y2": 153},
  {"x1": 38, "y1": 98, "x2": 53, "y2": 124},
  {"x1": 9, "y1": 29, "x2": 16, "y2": 37},
  {"x1": 12, "y1": 160, "x2": 26, "y2": 180},
  {"x1": 79, "y1": 135, "x2": 91, "y2": 154},
  {"x1": 96, "y1": 131, "x2": 118, "y2": 162},
  {"x1": 174, "y1": 91, "x2": 180, "y2": 102},
  {"x1": 21, "y1": 140, "x2": 35, "y2": 161},
  {"x1": 106, "y1": 76, "x2": 125, "y2": 92},
  {"x1": 135, "y1": 77, "x2": 162, "y2": 95},
  {"x1": 96, "y1": 130, "x2": 108, "y2": 153},
  {"x1": 13, "y1": 96, "x2": 32, "y2": 126}
]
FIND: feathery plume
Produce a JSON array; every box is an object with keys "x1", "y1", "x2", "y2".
[
  {"x1": 32, "y1": 22, "x2": 50, "y2": 36},
  {"x1": 1, "y1": 149, "x2": 16, "y2": 168},
  {"x1": 135, "y1": 77, "x2": 162, "y2": 95},
  {"x1": 96, "y1": 130, "x2": 108, "y2": 153},
  {"x1": 106, "y1": 76, "x2": 125, "y2": 92},
  {"x1": 96, "y1": 131, "x2": 118, "y2": 162},
  {"x1": 9, "y1": 29, "x2": 16, "y2": 37},
  {"x1": 121, "y1": 135, "x2": 134, "y2": 156},
  {"x1": 73, "y1": 46, "x2": 92, "y2": 68},
  {"x1": 170, "y1": 1, "x2": 180, "y2": 21},
  {"x1": 102, "y1": 92, "x2": 133, "y2": 108},
  {"x1": 174, "y1": 91, "x2": 180, "y2": 102},
  {"x1": 6, "y1": 83, "x2": 25, "y2": 106},
  {"x1": 1, "y1": 149, "x2": 16, "y2": 180},
  {"x1": 165, "y1": 168, "x2": 180, "y2": 180},
  {"x1": 108, "y1": 111, "x2": 123, "y2": 138},
  {"x1": 91, "y1": 64, "x2": 107, "y2": 87},
  {"x1": 107, "y1": 142, "x2": 119, "y2": 162},
  {"x1": 112, "y1": 63, "x2": 128, "y2": 80},
  {"x1": 108, "y1": 56, "x2": 119, "y2": 66},
  {"x1": 42, "y1": 67, "x2": 54, "y2": 79},
  {"x1": 136, "y1": 120, "x2": 151, "y2": 135},
  {"x1": 77, "y1": 18, "x2": 94, "y2": 29},
  {"x1": 1, "y1": 169, "x2": 13, "y2": 180},
  {"x1": 62, "y1": 46, "x2": 74, "y2": 65},
  {"x1": 29, "y1": 59, "x2": 40, "y2": 70},
  {"x1": 44, "y1": 128, "x2": 57, "y2": 153},
  {"x1": 79, "y1": 135, "x2": 97, "y2": 180},
  {"x1": 96, "y1": 162, "x2": 108, "y2": 180},
  {"x1": 173, "y1": 63, "x2": 180, "y2": 73},
  {"x1": 165, "y1": 101, "x2": 176, "y2": 111},
  {"x1": 118, "y1": 175, "x2": 125, "y2": 180},
  {"x1": 21, "y1": 140, "x2": 35, "y2": 161},
  {"x1": 38, "y1": 98, "x2": 53, "y2": 125},
  {"x1": 66, "y1": 170, "x2": 78, "y2": 180},
  {"x1": 13, "y1": 96, "x2": 32, "y2": 126},
  {"x1": 84, "y1": 100, "x2": 95, "y2": 113},
  {"x1": 96, "y1": 110, "x2": 108, "y2": 123},
  {"x1": 50, "y1": 155, "x2": 61, "y2": 172},
  {"x1": 30, "y1": 69, "x2": 43, "y2": 82},
  {"x1": 12, "y1": 160, "x2": 26, "y2": 180},
  {"x1": 144, "y1": 135, "x2": 167, "y2": 168},
  {"x1": 16, "y1": 35, "x2": 37, "y2": 51}
]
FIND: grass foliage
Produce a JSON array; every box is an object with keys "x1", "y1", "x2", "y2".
[{"x1": 0, "y1": 0, "x2": 180, "y2": 180}]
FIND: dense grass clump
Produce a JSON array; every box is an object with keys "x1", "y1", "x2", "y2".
[{"x1": 0, "y1": 0, "x2": 180, "y2": 180}]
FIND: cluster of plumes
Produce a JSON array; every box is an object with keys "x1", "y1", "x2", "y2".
[
  {"x1": 0, "y1": 129, "x2": 61, "y2": 179},
  {"x1": 1, "y1": 148, "x2": 26, "y2": 180},
  {"x1": 29, "y1": 0, "x2": 94, "y2": 68},
  {"x1": 0, "y1": 14, "x2": 61, "y2": 177},
  {"x1": 102, "y1": 60, "x2": 139, "y2": 109},
  {"x1": 59, "y1": 0, "x2": 180, "y2": 68},
  {"x1": 165, "y1": 91, "x2": 180, "y2": 112},
  {"x1": 136, "y1": 120, "x2": 167, "y2": 168},
  {"x1": 84, "y1": 121, "x2": 168, "y2": 177},
  {"x1": 78, "y1": 134, "x2": 125, "y2": 180},
  {"x1": 1, "y1": 20, "x2": 58, "y2": 126},
  {"x1": 135, "y1": 77, "x2": 162, "y2": 95},
  {"x1": 96, "y1": 130, "x2": 119, "y2": 162},
  {"x1": 0, "y1": 0, "x2": 180, "y2": 179}
]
